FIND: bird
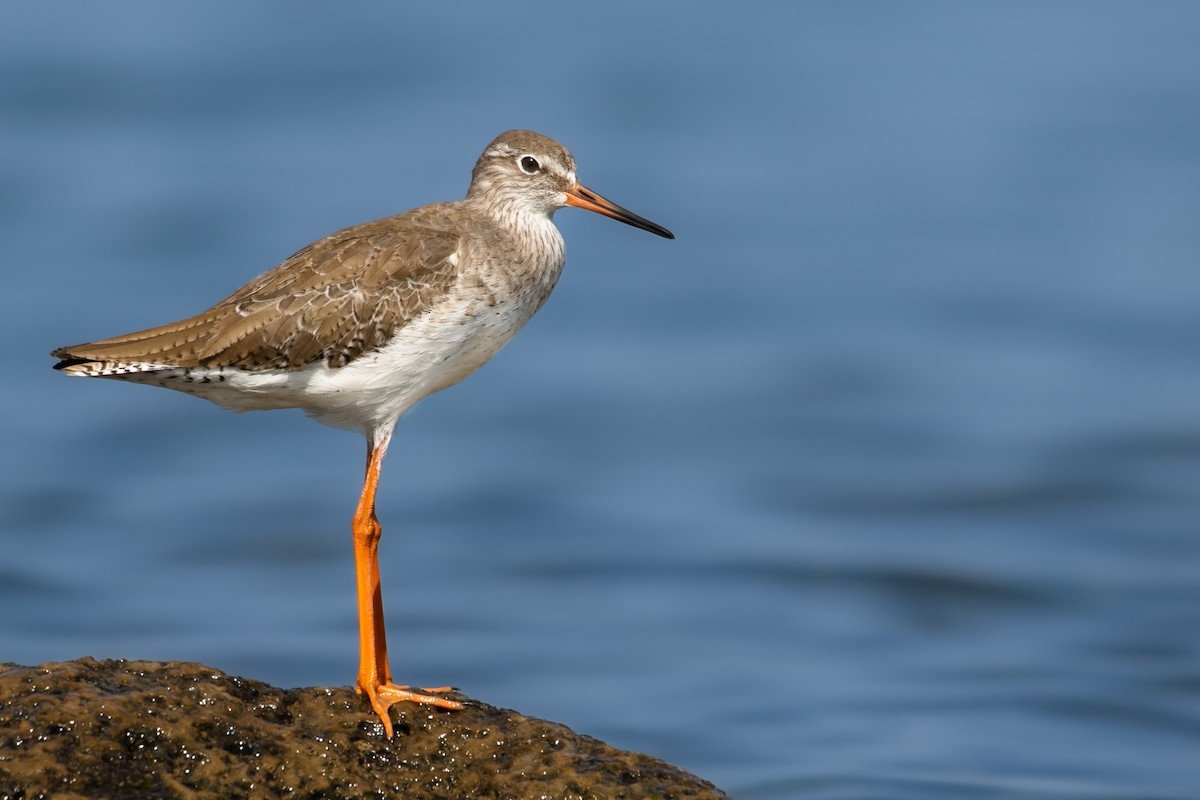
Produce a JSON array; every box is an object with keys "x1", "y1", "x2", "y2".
[{"x1": 51, "y1": 129, "x2": 674, "y2": 737}]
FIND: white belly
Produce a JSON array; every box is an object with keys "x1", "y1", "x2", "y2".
[
  {"x1": 208, "y1": 288, "x2": 545, "y2": 432},
  {"x1": 116, "y1": 275, "x2": 552, "y2": 437}
]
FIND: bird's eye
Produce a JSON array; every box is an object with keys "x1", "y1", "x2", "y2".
[{"x1": 519, "y1": 155, "x2": 541, "y2": 175}]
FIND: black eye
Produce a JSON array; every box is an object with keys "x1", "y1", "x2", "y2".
[{"x1": 519, "y1": 155, "x2": 541, "y2": 174}]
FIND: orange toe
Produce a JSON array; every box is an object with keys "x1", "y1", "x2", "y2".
[{"x1": 361, "y1": 681, "x2": 464, "y2": 737}]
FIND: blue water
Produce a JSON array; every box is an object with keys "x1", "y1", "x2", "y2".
[{"x1": 3, "y1": 4, "x2": 1199, "y2": 797}]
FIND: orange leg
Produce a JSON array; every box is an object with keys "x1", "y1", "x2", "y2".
[{"x1": 353, "y1": 437, "x2": 463, "y2": 738}]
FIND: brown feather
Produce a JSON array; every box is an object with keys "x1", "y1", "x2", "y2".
[{"x1": 52, "y1": 205, "x2": 462, "y2": 371}]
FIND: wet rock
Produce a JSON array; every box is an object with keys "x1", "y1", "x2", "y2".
[{"x1": 0, "y1": 658, "x2": 728, "y2": 799}]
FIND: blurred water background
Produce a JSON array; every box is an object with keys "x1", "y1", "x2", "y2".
[{"x1": 2, "y1": 3, "x2": 1199, "y2": 798}]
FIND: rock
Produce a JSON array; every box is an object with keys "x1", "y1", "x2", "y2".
[{"x1": 0, "y1": 658, "x2": 728, "y2": 800}]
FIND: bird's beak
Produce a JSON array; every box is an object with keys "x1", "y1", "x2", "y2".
[{"x1": 565, "y1": 183, "x2": 675, "y2": 239}]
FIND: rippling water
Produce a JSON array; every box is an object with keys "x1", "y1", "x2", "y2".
[{"x1": 3, "y1": 4, "x2": 1199, "y2": 798}]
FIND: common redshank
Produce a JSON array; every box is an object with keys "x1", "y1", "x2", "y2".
[{"x1": 51, "y1": 129, "x2": 674, "y2": 737}]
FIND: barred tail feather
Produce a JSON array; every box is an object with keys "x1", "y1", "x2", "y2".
[{"x1": 52, "y1": 358, "x2": 174, "y2": 377}]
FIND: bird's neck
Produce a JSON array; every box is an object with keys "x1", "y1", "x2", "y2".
[{"x1": 464, "y1": 193, "x2": 565, "y2": 269}]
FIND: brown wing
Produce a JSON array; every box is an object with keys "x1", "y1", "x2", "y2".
[{"x1": 52, "y1": 207, "x2": 462, "y2": 371}]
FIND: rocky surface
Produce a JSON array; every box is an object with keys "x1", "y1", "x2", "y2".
[{"x1": 0, "y1": 658, "x2": 728, "y2": 799}]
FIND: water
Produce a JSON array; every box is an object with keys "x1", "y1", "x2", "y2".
[{"x1": 3, "y1": 4, "x2": 1199, "y2": 797}]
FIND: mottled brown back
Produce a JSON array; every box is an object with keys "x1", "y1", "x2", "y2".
[{"x1": 52, "y1": 205, "x2": 464, "y2": 371}]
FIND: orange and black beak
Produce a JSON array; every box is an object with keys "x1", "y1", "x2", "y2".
[{"x1": 565, "y1": 184, "x2": 674, "y2": 239}]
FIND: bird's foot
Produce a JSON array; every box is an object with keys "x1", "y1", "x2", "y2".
[{"x1": 357, "y1": 680, "x2": 464, "y2": 737}]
